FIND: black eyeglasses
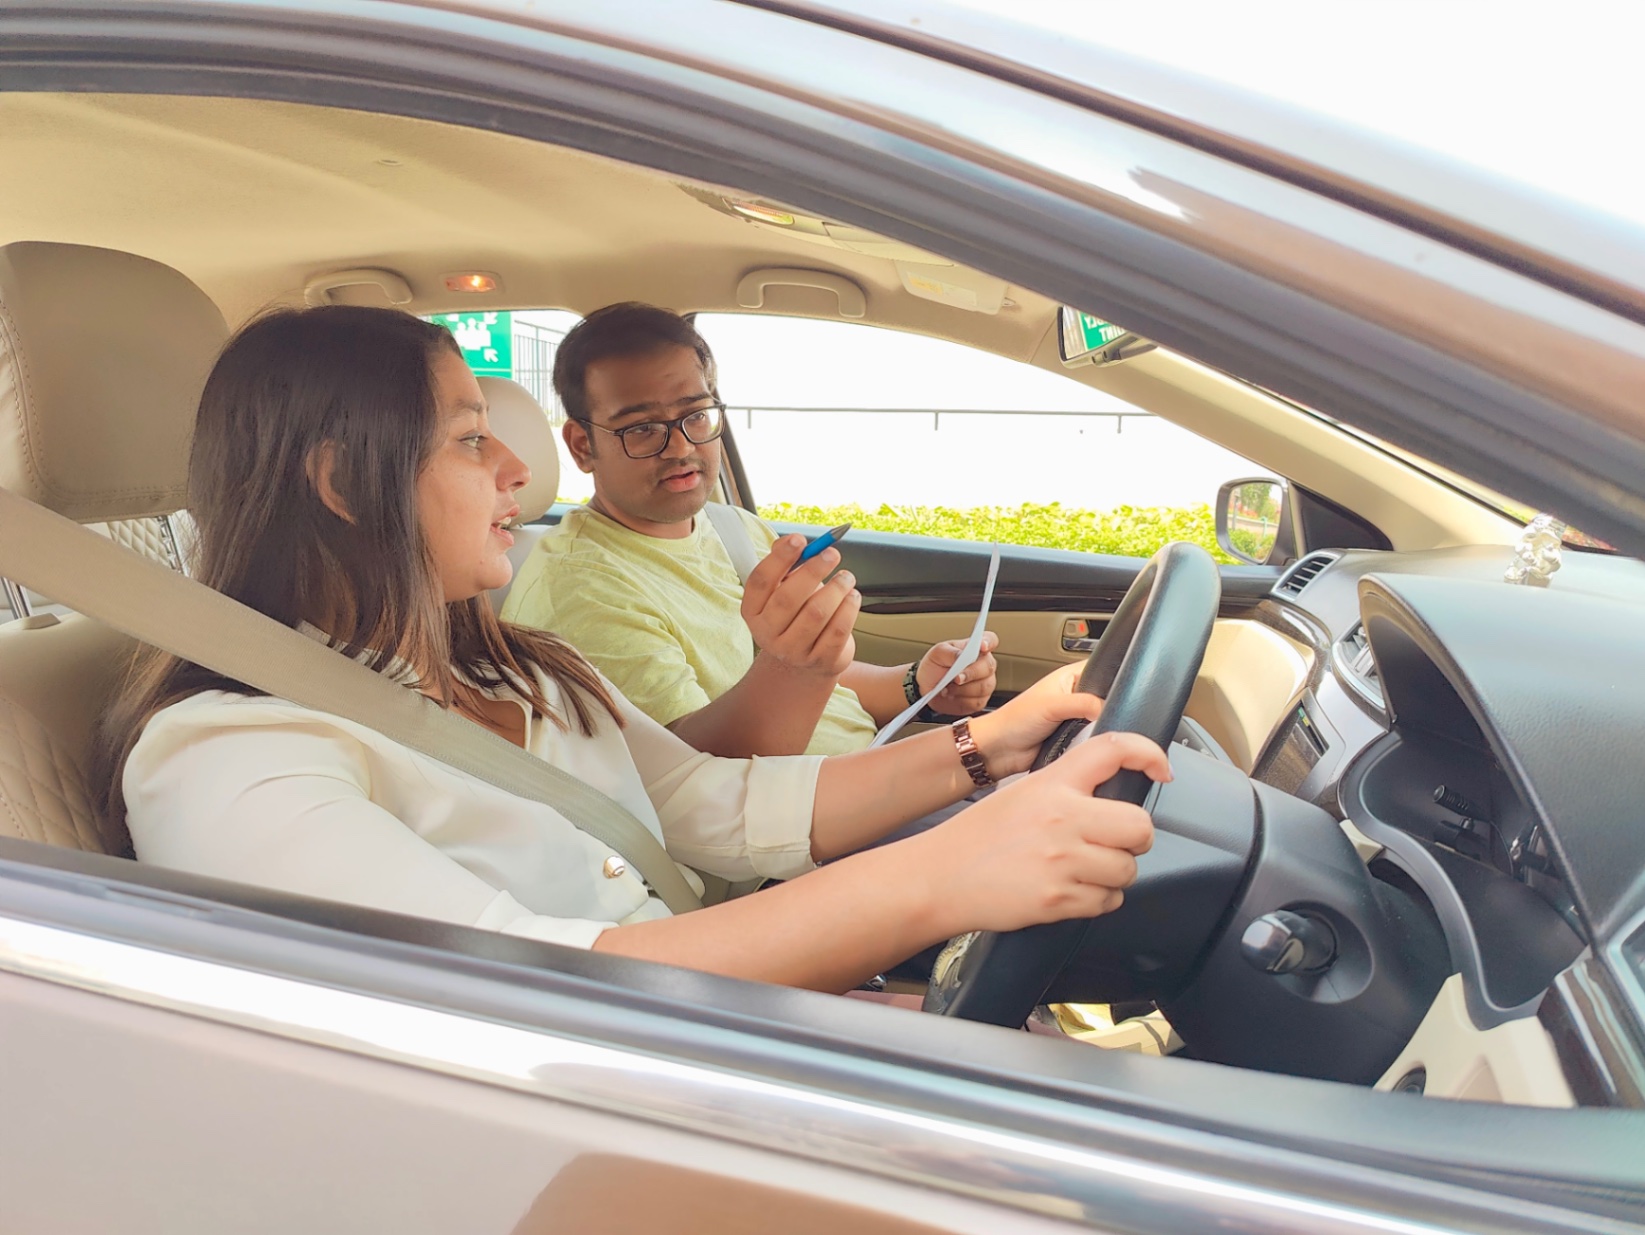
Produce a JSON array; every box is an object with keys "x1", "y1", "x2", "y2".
[{"x1": 574, "y1": 402, "x2": 727, "y2": 460}]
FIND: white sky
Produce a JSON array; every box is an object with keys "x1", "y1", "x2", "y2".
[{"x1": 944, "y1": 0, "x2": 1645, "y2": 225}]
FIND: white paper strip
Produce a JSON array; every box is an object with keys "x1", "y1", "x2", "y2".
[{"x1": 869, "y1": 544, "x2": 1002, "y2": 748}]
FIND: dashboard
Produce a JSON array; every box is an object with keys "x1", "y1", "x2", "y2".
[{"x1": 1246, "y1": 544, "x2": 1645, "y2": 1031}]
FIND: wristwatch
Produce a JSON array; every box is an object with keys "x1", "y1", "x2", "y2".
[{"x1": 950, "y1": 716, "x2": 994, "y2": 788}]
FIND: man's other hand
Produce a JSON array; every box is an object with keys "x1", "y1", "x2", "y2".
[
  {"x1": 741, "y1": 535, "x2": 860, "y2": 679},
  {"x1": 918, "y1": 631, "x2": 999, "y2": 716}
]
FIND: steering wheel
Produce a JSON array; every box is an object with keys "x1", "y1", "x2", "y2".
[{"x1": 922, "y1": 541, "x2": 1221, "y2": 1025}]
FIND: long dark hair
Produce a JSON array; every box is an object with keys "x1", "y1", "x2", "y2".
[{"x1": 97, "y1": 304, "x2": 621, "y2": 837}]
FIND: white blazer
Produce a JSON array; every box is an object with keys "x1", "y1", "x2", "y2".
[{"x1": 124, "y1": 666, "x2": 823, "y2": 950}]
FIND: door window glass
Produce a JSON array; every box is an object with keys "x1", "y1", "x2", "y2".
[{"x1": 694, "y1": 314, "x2": 1259, "y2": 559}]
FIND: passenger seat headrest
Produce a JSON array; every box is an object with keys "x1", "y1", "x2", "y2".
[
  {"x1": 0, "y1": 242, "x2": 227, "y2": 522},
  {"x1": 478, "y1": 376, "x2": 559, "y2": 523}
]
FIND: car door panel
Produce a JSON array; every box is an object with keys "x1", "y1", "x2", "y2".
[
  {"x1": 853, "y1": 608, "x2": 1092, "y2": 691},
  {"x1": 781, "y1": 525, "x2": 1297, "y2": 757},
  {"x1": 808, "y1": 527, "x2": 1279, "y2": 614}
]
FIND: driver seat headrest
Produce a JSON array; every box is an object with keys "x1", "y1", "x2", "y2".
[
  {"x1": 478, "y1": 376, "x2": 559, "y2": 522},
  {"x1": 0, "y1": 241, "x2": 227, "y2": 522}
]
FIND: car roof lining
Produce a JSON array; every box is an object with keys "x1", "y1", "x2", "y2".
[
  {"x1": 0, "y1": 92, "x2": 1061, "y2": 356},
  {"x1": 0, "y1": 90, "x2": 1517, "y2": 552}
]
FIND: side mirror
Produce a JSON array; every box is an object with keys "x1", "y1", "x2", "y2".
[{"x1": 1217, "y1": 477, "x2": 1287, "y2": 565}]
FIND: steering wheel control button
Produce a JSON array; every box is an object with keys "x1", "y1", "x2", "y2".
[
  {"x1": 1240, "y1": 910, "x2": 1337, "y2": 975},
  {"x1": 601, "y1": 856, "x2": 628, "y2": 880}
]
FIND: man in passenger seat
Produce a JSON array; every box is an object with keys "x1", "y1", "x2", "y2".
[{"x1": 501, "y1": 302, "x2": 999, "y2": 760}]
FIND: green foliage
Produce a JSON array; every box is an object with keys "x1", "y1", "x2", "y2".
[
  {"x1": 758, "y1": 501, "x2": 1238, "y2": 564},
  {"x1": 1228, "y1": 526, "x2": 1272, "y2": 561}
]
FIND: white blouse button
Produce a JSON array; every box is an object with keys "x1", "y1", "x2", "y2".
[{"x1": 602, "y1": 856, "x2": 628, "y2": 879}]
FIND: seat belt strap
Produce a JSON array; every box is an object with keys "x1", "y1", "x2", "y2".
[
  {"x1": 703, "y1": 501, "x2": 760, "y2": 584},
  {"x1": 0, "y1": 486, "x2": 704, "y2": 915}
]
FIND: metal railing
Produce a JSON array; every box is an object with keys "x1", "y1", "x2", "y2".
[{"x1": 510, "y1": 321, "x2": 567, "y2": 412}]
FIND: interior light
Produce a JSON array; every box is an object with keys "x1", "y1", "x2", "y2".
[
  {"x1": 444, "y1": 272, "x2": 499, "y2": 293},
  {"x1": 726, "y1": 199, "x2": 796, "y2": 226}
]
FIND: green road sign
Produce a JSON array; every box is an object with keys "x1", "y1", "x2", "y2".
[
  {"x1": 1075, "y1": 312, "x2": 1127, "y2": 352},
  {"x1": 434, "y1": 310, "x2": 513, "y2": 377}
]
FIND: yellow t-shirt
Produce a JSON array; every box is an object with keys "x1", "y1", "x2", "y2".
[{"x1": 501, "y1": 506, "x2": 878, "y2": 756}]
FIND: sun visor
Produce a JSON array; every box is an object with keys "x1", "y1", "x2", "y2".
[{"x1": 896, "y1": 262, "x2": 1009, "y2": 314}]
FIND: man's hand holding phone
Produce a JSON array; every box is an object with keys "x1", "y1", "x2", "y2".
[{"x1": 741, "y1": 527, "x2": 860, "y2": 679}]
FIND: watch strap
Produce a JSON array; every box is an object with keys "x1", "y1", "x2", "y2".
[{"x1": 951, "y1": 717, "x2": 994, "y2": 788}]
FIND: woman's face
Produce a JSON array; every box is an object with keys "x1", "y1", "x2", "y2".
[{"x1": 417, "y1": 347, "x2": 531, "y2": 604}]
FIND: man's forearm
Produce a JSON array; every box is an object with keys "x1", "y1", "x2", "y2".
[
  {"x1": 837, "y1": 659, "x2": 914, "y2": 727},
  {"x1": 666, "y1": 653, "x2": 840, "y2": 757}
]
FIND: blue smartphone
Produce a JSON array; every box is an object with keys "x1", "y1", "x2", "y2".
[{"x1": 790, "y1": 522, "x2": 851, "y2": 572}]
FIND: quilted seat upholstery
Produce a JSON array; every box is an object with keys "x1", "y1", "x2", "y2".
[
  {"x1": 0, "y1": 613, "x2": 138, "y2": 853},
  {"x1": 100, "y1": 514, "x2": 187, "y2": 573},
  {"x1": 0, "y1": 692, "x2": 119, "y2": 853},
  {"x1": 0, "y1": 241, "x2": 225, "y2": 855}
]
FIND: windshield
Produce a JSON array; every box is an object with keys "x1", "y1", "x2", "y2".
[{"x1": 1254, "y1": 383, "x2": 1617, "y2": 551}]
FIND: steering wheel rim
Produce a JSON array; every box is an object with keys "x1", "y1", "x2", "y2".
[{"x1": 923, "y1": 541, "x2": 1222, "y2": 1025}]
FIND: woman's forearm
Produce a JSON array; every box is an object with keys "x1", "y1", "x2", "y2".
[
  {"x1": 808, "y1": 726, "x2": 974, "y2": 860},
  {"x1": 596, "y1": 732, "x2": 1171, "y2": 993},
  {"x1": 592, "y1": 842, "x2": 947, "y2": 991}
]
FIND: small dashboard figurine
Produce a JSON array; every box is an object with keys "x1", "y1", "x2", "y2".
[{"x1": 1504, "y1": 512, "x2": 1566, "y2": 587}]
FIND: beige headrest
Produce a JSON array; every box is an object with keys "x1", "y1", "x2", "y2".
[
  {"x1": 479, "y1": 376, "x2": 559, "y2": 523},
  {"x1": 0, "y1": 242, "x2": 227, "y2": 522}
]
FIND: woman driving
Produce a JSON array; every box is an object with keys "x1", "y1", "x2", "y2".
[{"x1": 97, "y1": 305, "x2": 1168, "y2": 995}]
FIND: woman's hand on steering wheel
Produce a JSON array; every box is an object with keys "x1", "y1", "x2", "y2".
[
  {"x1": 966, "y1": 662, "x2": 1106, "y2": 779},
  {"x1": 905, "y1": 732, "x2": 1169, "y2": 938}
]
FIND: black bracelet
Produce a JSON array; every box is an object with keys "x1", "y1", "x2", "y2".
[{"x1": 903, "y1": 657, "x2": 944, "y2": 722}]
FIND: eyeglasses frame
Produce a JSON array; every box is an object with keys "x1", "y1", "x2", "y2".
[{"x1": 571, "y1": 401, "x2": 728, "y2": 460}]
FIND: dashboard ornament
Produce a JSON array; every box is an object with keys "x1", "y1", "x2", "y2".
[{"x1": 1504, "y1": 513, "x2": 1566, "y2": 587}]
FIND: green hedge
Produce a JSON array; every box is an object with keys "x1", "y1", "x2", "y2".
[{"x1": 758, "y1": 501, "x2": 1238, "y2": 564}]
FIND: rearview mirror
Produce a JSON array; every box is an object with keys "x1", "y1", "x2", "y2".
[
  {"x1": 1217, "y1": 477, "x2": 1286, "y2": 565},
  {"x1": 1057, "y1": 306, "x2": 1157, "y2": 367}
]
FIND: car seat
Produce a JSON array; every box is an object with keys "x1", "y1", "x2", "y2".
[
  {"x1": 0, "y1": 241, "x2": 226, "y2": 853},
  {"x1": 478, "y1": 375, "x2": 560, "y2": 612},
  {"x1": 3, "y1": 514, "x2": 193, "y2": 620}
]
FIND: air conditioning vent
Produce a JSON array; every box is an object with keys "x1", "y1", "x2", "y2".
[
  {"x1": 1344, "y1": 623, "x2": 1378, "y2": 685},
  {"x1": 1333, "y1": 620, "x2": 1384, "y2": 708},
  {"x1": 1273, "y1": 551, "x2": 1337, "y2": 599}
]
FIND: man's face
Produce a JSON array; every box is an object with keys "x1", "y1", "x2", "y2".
[{"x1": 565, "y1": 343, "x2": 722, "y2": 538}]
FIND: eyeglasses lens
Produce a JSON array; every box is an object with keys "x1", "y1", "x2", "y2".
[{"x1": 620, "y1": 405, "x2": 725, "y2": 458}]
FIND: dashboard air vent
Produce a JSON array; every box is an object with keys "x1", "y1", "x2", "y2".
[
  {"x1": 1344, "y1": 624, "x2": 1378, "y2": 685},
  {"x1": 1273, "y1": 551, "x2": 1337, "y2": 599},
  {"x1": 1333, "y1": 621, "x2": 1384, "y2": 708}
]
